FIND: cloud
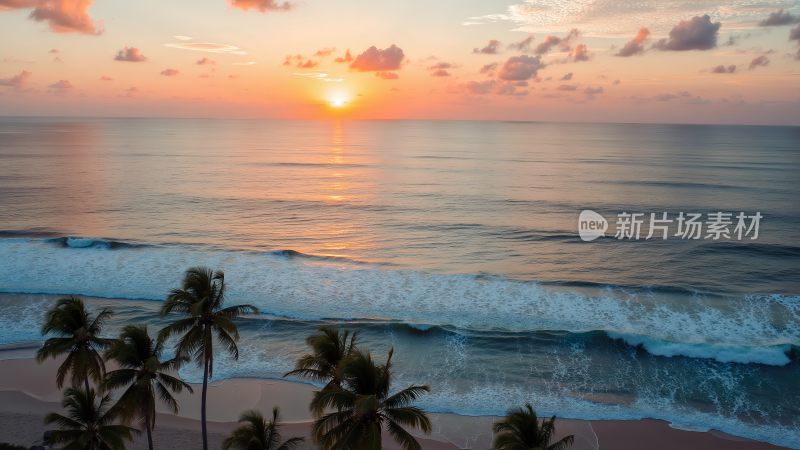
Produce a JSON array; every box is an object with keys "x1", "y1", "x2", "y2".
[
  {"x1": 480, "y1": 62, "x2": 498, "y2": 75},
  {"x1": 654, "y1": 15, "x2": 721, "y2": 51},
  {"x1": 473, "y1": 39, "x2": 502, "y2": 54},
  {"x1": 791, "y1": 24, "x2": 800, "y2": 41},
  {"x1": 229, "y1": 0, "x2": 292, "y2": 12},
  {"x1": 560, "y1": 72, "x2": 573, "y2": 80},
  {"x1": 584, "y1": 86, "x2": 604, "y2": 95},
  {"x1": 165, "y1": 42, "x2": 246, "y2": 55},
  {"x1": 196, "y1": 57, "x2": 215, "y2": 65},
  {"x1": 0, "y1": 70, "x2": 31, "y2": 88},
  {"x1": 464, "y1": 79, "x2": 496, "y2": 94},
  {"x1": 427, "y1": 61, "x2": 454, "y2": 77},
  {"x1": 711, "y1": 64, "x2": 737, "y2": 73},
  {"x1": 748, "y1": 55, "x2": 770, "y2": 69},
  {"x1": 557, "y1": 84, "x2": 577, "y2": 91},
  {"x1": 160, "y1": 68, "x2": 180, "y2": 76},
  {"x1": 114, "y1": 47, "x2": 147, "y2": 62},
  {"x1": 99, "y1": 75, "x2": 112, "y2": 81},
  {"x1": 534, "y1": 29, "x2": 579, "y2": 55},
  {"x1": 759, "y1": 9, "x2": 800, "y2": 26},
  {"x1": 0, "y1": 0, "x2": 100, "y2": 34},
  {"x1": 47, "y1": 79, "x2": 72, "y2": 93},
  {"x1": 334, "y1": 50, "x2": 353, "y2": 63},
  {"x1": 495, "y1": 81, "x2": 528, "y2": 97},
  {"x1": 616, "y1": 27, "x2": 650, "y2": 57},
  {"x1": 350, "y1": 45, "x2": 405, "y2": 71},
  {"x1": 498, "y1": 54, "x2": 544, "y2": 81},
  {"x1": 508, "y1": 35, "x2": 535, "y2": 52},
  {"x1": 462, "y1": 1, "x2": 782, "y2": 37},
  {"x1": 571, "y1": 43, "x2": 590, "y2": 61},
  {"x1": 375, "y1": 71, "x2": 399, "y2": 80},
  {"x1": 314, "y1": 47, "x2": 336, "y2": 57},
  {"x1": 293, "y1": 72, "x2": 343, "y2": 83},
  {"x1": 232, "y1": 61, "x2": 256, "y2": 66}
]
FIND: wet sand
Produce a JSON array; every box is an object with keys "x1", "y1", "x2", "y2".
[{"x1": 0, "y1": 356, "x2": 788, "y2": 450}]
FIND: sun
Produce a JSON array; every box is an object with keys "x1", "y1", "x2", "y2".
[{"x1": 326, "y1": 90, "x2": 351, "y2": 110}]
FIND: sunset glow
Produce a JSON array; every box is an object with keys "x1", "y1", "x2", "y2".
[{"x1": 0, "y1": 0, "x2": 798, "y2": 124}]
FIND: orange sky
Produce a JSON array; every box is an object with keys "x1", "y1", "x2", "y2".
[{"x1": 1, "y1": 0, "x2": 799, "y2": 124}]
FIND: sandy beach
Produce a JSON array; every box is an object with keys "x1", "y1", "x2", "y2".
[{"x1": 0, "y1": 353, "x2": 788, "y2": 450}]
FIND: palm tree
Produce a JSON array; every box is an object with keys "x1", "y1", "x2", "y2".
[
  {"x1": 222, "y1": 407, "x2": 304, "y2": 450},
  {"x1": 44, "y1": 387, "x2": 138, "y2": 450},
  {"x1": 492, "y1": 403, "x2": 574, "y2": 450},
  {"x1": 158, "y1": 267, "x2": 258, "y2": 450},
  {"x1": 311, "y1": 348, "x2": 431, "y2": 450},
  {"x1": 36, "y1": 296, "x2": 114, "y2": 391},
  {"x1": 104, "y1": 325, "x2": 194, "y2": 450},
  {"x1": 284, "y1": 326, "x2": 358, "y2": 387}
]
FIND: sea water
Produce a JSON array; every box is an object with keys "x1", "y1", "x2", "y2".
[{"x1": 0, "y1": 118, "x2": 798, "y2": 447}]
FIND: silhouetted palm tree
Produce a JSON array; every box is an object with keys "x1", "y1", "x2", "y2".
[
  {"x1": 158, "y1": 267, "x2": 258, "y2": 450},
  {"x1": 284, "y1": 326, "x2": 358, "y2": 387},
  {"x1": 36, "y1": 296, "x2": 114, "y2": 391},
  {"x1": 311, "y1": 348, "x2": 431, "y2": 450},
  {"x1": 222, "y1": 407, "x2": 304, "y2": 450},
  {"x1": 44, "y1": 387, "x2": 138, "y2": 450},
  {"x1": 104, "y1": 325, "x2": 193, "y2": 450},
  {"x1": 492, "y1": 403, "x2": 574, "y2": 450}
]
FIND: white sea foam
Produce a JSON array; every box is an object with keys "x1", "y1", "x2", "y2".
[{"x1": 0, "y1": 238, "x2": 797, "y2": 366}]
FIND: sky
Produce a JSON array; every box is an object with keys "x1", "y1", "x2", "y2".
[{"x1": 1, "y1": 0, "x2": 799, "y2": 124}]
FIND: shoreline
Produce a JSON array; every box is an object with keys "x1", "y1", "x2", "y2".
[{"x1": 0, "y1": 355, "x2": 789, "y2": 450}]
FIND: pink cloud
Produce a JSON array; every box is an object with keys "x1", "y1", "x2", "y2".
[
  {"x1": 99, "y1": 75, "x2": 112, "y2": 81},
  {"x1": 427, "y1": 61, "x2": 453, "y2": 77},
  {"x1": 479, "y1": 62, "x2": 498, "y2": 76},
  {"x1": 334, "y1": 49, "x2": 353, "y2": 63},
  {"x1": 375, "y1": 71, "x2": 399, "y2": 80},
  {"x1": 350, "y1": 45, "x2": 405, "y2": 72},
  {"x1": 47, "y1": 79, "x2": 73, "y2": 93},
  {"x1": 616, "y1": 27, "x2": 651, "y2": 57},
  {"x1": 160, "y1": 68, "x2": 180, "y2": 76},
  {"x1": 114, "y1": 47, "x2": 147, "y2": 62},
  {"x1": 473, "y1": 39, "x2": 501, "y2": 55},
  {"x1": 571, "y1": 44, "x2": 590, "y2": 62},
  {"x1": 464, "y1": 79, "x2": 496, "y2": 94},
  {"x1": 230, "y1": 0, "x2": 292, "y2": 12},
  {"x1": 711, "y1": 64, "x2": 736, "y2": 73},
  {"x1": 535, "y1": 29, "x2": 579, "y2": 55},
  {"x1": 748, "y1": 55, "x2": 769, "y2": 70},
  {"x1": 314, "y1": 47, "x2": 336, "y2": 57},
  {"x1": 196, "y1": 57, "x2": 215, "y2": 65},
  {"x1": 498, "y1": 55, "x2": 544, "y2": 81},
  {"x1": 28, "y1": 0, "x2": 101, "y2": 34},
  {"x1": 0, "y1": 70, "x2": 31, "y2": 88},
  {"x1": 508, "y1": 35, "x2": 535, "y2": 52}
]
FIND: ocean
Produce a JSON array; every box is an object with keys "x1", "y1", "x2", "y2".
[{"x1": 0, "y1": 117, "x2": 798, "y2": 447}]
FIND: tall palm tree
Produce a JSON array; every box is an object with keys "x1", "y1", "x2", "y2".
[
  {"x1": 492, "y1": 403, "x2": 574, "y2": 450},
  {"x1": 44, "y1": 387, "x2": 138, "y2": 450},
  {"x1": 311, "y1": 348, "x2": 431, "y2": 450},
  {"x1": 104, "y1": 325, "x2": 194, "y2": 450},
  {"x1": 222, "y1": 407, "x2": 304, "y2": 450},
  {"x1": 158, "y1": 267, "x2": 258, "y2": 450},
  {"x1": 36, "y1": 296, "x2": 114, "y2": 391},
  {"x1": 284, "y1": 326, "x2": 358, "y2": 387}
]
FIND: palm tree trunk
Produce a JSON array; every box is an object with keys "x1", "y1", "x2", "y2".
[
  {"x1": 201, "y1": 353, "x2": 209, "y2": 450},
  {"x1": 145, "y1": 409, "x2": 154, "y2": 450},
  {"x1": 84, "y1": 377, "x2": 90, "y2": 393}
]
